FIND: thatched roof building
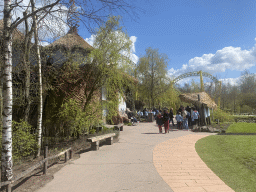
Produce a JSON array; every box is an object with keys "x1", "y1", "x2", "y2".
[
  {"x1": 179, "y1": 92, "x2": 217, "y2": 109},
  {"x1": 0, "y1": 19, "x2": 24, "y2": 41},
  {"x1": 49, "y1": 27, "x2": 93, "y2": 50}
]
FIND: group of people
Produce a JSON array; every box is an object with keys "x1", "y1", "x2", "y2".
[
  {"x1": 137, "y1": 108, "x2": 159, "y2": 119},
  {"x1": 155, "y1": 106, "x2": 200, "y2": 133}
]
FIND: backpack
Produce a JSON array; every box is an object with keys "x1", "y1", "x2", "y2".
[{"x1": 193, "y1": 111, "x2": 199, "y2": 119}]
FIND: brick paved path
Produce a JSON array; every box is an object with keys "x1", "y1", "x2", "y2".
[
  {"x1": 153, "y1": 134, "x2": 235, "y2": 192},
  {"x1": 37, "y1": 122, "x2": 234, "y2": 192}
]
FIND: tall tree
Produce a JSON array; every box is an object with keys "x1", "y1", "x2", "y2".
[
  {"x1": 239, "y1": 70, "x2": 256, "y2": 109},
  {"x1": 136, "y1": 47, "x2": 169, "y2": 108},
  {"x1": 31, "y1": 0, "x2": 43, "y2": 157},
  {"x1": 82, "y1": 16, "x2": 133, "y2": 112},
  {"x1": 2, "y1": 0, "x2": 14, "y2": 187},
  {"x1": 1, "y1": 0, "x2": 137, "y2": 185}
]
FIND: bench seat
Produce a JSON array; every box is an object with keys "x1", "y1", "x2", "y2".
[
  {"x1": 114, "y1": 123, "x2": 124, "y2": 131},
  {"x1": 87, "y1": 133, "x2": 116, "y2": 150}
]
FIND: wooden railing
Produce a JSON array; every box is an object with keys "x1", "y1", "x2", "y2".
[{"x1": 1, "y1": 146, "x2": 72, "y2": 192}]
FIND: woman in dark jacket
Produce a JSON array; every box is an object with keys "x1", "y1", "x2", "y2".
[
  {"x1": 156, "y1": 112, "x2": 163, "y2": 133},
  {"x1": 169, "y1": 108, "x2": 174, "y2": 127},
  {"x1": 163, "y1": 110, "x2": 170, "y2": 133}
]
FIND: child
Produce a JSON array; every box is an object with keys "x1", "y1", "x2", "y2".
[
  {"x1": 156, "y1": 113, "x2": 163, "y2": 133},
  {"x1": 176, "y1": 112, "x2": 183, "y2": 129}
]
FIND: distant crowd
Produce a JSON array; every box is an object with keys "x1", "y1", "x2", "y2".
[{"x1": 127, "y1": 106, "x2": 200, "y2": 134}]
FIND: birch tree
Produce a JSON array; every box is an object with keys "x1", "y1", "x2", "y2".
[
  {"x1": 1, "y1": 0, "x2": 137, "y2": 184},
  {"x1": 2, "y1": 0, "x2": 14, "y2": 187},
  {"x1": 31, "y1": 0, "x2": 43, "y2": 157}
]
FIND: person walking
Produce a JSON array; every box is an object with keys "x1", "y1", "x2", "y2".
[
  {"x1": 169, "y1": 108, "x2": 174, "y2": 127},
  {"x1": 156, "y1": 112, "x2": 163, "y2": 133},
  {"x1": 144, "y1": 109, "x2": 148, "y2": 120},
  {"x1": 181, "y1": 108, "x2": 188, "y2": 130},
  {"x1": 186, "y1": 108, "x2": 191, "y2": 129},
  {"x1": 163, "y1": 110, "x2": 170, "y2": 133},
  {"x1": 192, "y1": 107, "x2": 200, "y2": 126},
  {"x1": 176, "y1": 112, "x2": 183, "y2": 129}
]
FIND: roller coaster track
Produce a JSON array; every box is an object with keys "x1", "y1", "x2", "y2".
[
  {"x1": 172, "y1": 71, "x2": 219, "y2": 84},
  {"x1": 172, "y1": 70, "x2": 221, "y2": 106}
]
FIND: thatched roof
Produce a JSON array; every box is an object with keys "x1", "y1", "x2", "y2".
[
  {"x1": 179, "y1": 92, "x2": 217, "y2": 109},
  {"x1": 49, "y1": 27, "x2": 93, "y2": 50},
  {"x1": 0, "y1": 19, "x2": 24, "y2": 41}
]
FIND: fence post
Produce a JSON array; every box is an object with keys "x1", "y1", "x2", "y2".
[
  {"x1": 6, "y1": 183, "x2": 11, "y2": 192},
  {"x1": 43, "y1": 146, "x2": 48, "y2": 175},
  {"x1": 65, "y1": 152, "x2": 68, "y2": 163},
  {"x1": 69, "y1": 149, "x2": 73, "y2": 160}
]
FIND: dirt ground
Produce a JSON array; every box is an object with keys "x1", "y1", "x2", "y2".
[{"x1": 1, "y1": 134, "x2": 119, "y2": 192}]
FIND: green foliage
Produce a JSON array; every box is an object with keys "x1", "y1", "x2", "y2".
[
  {"x1": 127, "y1": 122, "x2": 132, "y2": 126},
  {"x1": 12, "y1": 120, "x2": 38, "y2": 161},
  {"x1": 211, "y1": 107, "x2": 234, "y2": 122},
  {"x1": 0, "y1": 120, "x2": 38, "y2": 162},
  {"x1": 161, "y1": 83, "x2": 181, "y2": 112},
  {"x1": 240, "y1": 105, "x2": 253, "y2": 114},
  {"x1": 226, "y1": 122, "x2": 256, "y2": 133},
  {"x1": 89, "y1": 128, "x2": 96, "y2": 135},
  {"x1": 42, "y1": 16, "x2": 135, "y2": 138},
  {"x1": 57, "y1": 99, "x2": 102, "y2": 137},
  {"x1": 85, "y1": 16, "x2": 134, "y2": 123},
  {"x1": 136, "y1": 47, "x2": 169, "y2": 109}
]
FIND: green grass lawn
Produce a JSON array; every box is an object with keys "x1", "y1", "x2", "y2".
[
  {"x1": 226, "y1": 122, "x2": 256, "y2": 133},
  {"x1": 195, "y1": 135, "x2": 256, "y2": 192}
]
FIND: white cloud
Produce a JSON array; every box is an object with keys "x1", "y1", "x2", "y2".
[
  {"x1": 168, "y1": 40, "x2": 256, "y2": 78},
  {"x1": 39, "y1": 41, "x2": 50, "y2": 46},
  {"x1": 85, "y1": 35, "x2": 96, "y2": 47},
  {"x1": 219, "y1": 77, "x2": 240, "y2": 86},
  {"x1": 129, "y1": 36, "x2": 139, "y2": 64}
]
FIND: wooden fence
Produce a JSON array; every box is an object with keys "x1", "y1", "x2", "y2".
[{"x1": 0, "y1": 146, "x2": 72, "y2": 192}]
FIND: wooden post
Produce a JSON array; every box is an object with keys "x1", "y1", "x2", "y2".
[
  {"x1": 212, "y1": 108, "x2": 214, "y2": 121},
  {"x1": 65, "y1": 152, "x2": 68, "y2": 163},
  {"x1": 91, "y1": 141, "x2": 99, "y2": 151},
  {"x1": 43, "y1": 146, "x2": 48, "y2": 175},
  {"x1": 106, "y1": 137, "x2": 113, "y2": 145},
  {"x1": 6, "y1": 183, "x2": 11, "y2": 192},
  {"x1": 199, "y1": 70, "x2": 204, "y2": 92},
  {"x1": 69, "y1": 149, "x2": 73, "y2": 160}
]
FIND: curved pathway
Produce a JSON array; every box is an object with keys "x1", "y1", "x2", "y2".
[
  {"x1": 36, "y1": 122, "x2": 233, "y2": 192},
  {"x1": 153, "y1": 134, "x2": 235, "y2": 192}
]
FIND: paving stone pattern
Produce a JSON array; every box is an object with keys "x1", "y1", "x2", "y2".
[
  {"x1": 153, "y1": 134, "x2": 235, "y2": 192},
  {"x1": 36, "y1": 122, "x2": 234, "y2": 192}
]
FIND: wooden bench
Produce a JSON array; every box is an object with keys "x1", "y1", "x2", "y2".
[
  {"x1": 114, "y1": 123, "x2": 124, "y2": 131},
  {"x1": 87, "y1": 133, "x2": 116, "y2": 150}
]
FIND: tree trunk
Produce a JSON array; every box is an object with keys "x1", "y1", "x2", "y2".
[
  {"x1": 23, "y1": 12, "x2": 31, "y2": 122},
  {"x1": 1, "y1": 0, "x2": 13, "y2": 186},
  {"x1": 32, "y1": 1, "x2": 43, "y2": 157}
]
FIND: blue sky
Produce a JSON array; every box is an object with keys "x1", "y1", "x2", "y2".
[
  {"x1": 81, "y1": 0, "x2": 256, "y2": 85},
  {"x1": 1, "y1": 0, "x2": 256, "y2": 85}
]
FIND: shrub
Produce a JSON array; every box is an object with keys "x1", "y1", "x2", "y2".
[
  {"x1": 57, "y1": 99, "x2": 102, "y2": 137},
  {"x1": 89, "y1": 128, "x2": 96, "y2": 135},
  {"x1": 12, "y1": 120, "x2": 38, "y2": 161},
  {"x1": 122, "y1": 117, "x2": 129, "y2": 123},
  {"x1": 112, "y1": 114, "x2": 123, "y2": 125},
  {"x1": 212, "y1": 108, "x2": 234, "y2": 123},
  {"x1": 127, "y1": 122, "x2": 132, "y2": 126},
  {"x1": 0, "y1": 120, "x2": 38, "y2": 162}
]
